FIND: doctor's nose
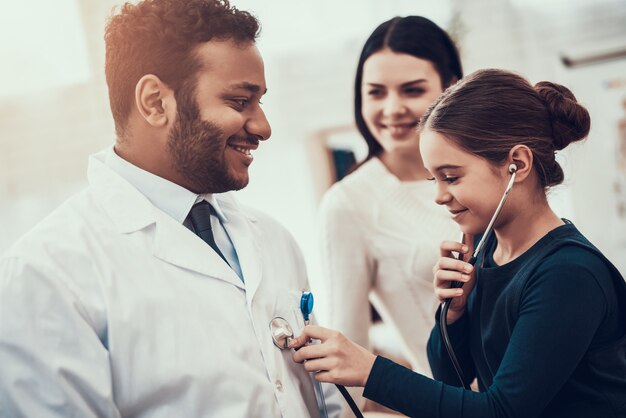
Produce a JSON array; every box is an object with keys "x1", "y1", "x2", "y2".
[{"x1": 246, "y1": 108, "x2": 271, "y2": 141}]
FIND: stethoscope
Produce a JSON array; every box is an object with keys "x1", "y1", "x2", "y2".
[
  {"x1": 439, "y1": 163, "x2": 518, "y2": 389},
  {"x1": 269, "y1": 292, "x2": 314, "y2": 350},
  {"x1": 270, "y1": 292, "x2": 365, "y2": 418}
]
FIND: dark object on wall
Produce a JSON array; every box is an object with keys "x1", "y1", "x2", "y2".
[
  {"x1": 561, "y1": 46, "x2": 626, "y2": 68},
  {"x1": 331, "y1": 149, "x2": 357, "y2": 182}
]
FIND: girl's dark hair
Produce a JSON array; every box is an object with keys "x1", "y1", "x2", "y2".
[
  {"x1": 354, "y1": 16, "x2": 463, "y2": 163},
  {"x1": 419, "y1": 68, "x2": 591, "y2": 188}
]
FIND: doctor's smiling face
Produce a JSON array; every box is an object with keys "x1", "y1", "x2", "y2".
[
  {"x1": 167, "y1": 40, "x2": 271, "y2": 194},
  {"x1": 419, "y1": 127, "x2": 514, "y2": 235}
]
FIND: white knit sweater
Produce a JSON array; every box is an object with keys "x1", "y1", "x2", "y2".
[{"x1": 313, "y1": 157, "x2": 459, "y2": 377}]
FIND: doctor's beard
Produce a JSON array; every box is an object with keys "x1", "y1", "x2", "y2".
[{"x1": 167, "y1": 94, "x2": 250, "y2": 194}]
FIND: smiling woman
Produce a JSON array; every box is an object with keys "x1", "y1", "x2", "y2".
[
  {"x1": 311, "y1": 15, "x2": 464, "y2": 414},
  {"x1": 360, "y1": 50, "x2": 444, "y2": 155}
]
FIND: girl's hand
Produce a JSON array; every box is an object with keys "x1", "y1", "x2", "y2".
[
  {"x1": 433, "y1": 234, "x2": 476, "y2": 324},
  {"x1": 289, "y1": 325, "x2": 376, "y2": 387}
]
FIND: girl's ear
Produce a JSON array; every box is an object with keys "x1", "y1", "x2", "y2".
[{"x1": 508, "y1": 145, "x2": 533, "y2": 183}]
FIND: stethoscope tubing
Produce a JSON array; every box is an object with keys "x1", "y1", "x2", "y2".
[
  {"x1": 270, "y1": 290, "x2": 365, "y2": 417},
  {"x1": 439, "y1": 169, "x2": 517, "y2": 389},
  {"x1": 336, "y1": 384, "x2": 365, "y2": 418}
]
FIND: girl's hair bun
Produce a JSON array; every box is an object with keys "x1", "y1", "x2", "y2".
[{"x1": 534, "y1": 81, "x2": 590, "y2": 150}]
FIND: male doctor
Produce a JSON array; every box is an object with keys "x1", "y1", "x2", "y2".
[{"x1": 0, "y1": 1, "x2": 339, "y2": 417}]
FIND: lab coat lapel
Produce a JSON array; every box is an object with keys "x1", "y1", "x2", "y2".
[
  {"x1": 151, "y1": 210, "x2": 244, "y2": 290},
  {"x1": 218, "y1": 196, "x2": 263, "y2": 301},
  {"x1": 88, "y1": 152, "x2": 244, "y2": 290}
]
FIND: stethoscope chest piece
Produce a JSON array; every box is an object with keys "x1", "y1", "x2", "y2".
[{"x1": 270, "y1": 317, "x2": 294, "y2": 349}]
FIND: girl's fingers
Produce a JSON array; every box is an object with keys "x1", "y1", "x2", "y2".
[
  {"x1": 288, "y1": 335, "x2": 308, "y2": 350},
  {"x1": 461, "y1": 233, "x2": 475, "y2": 262},
  {"x1": 292, "y1": 342, "x2": 328, "y2": 363},
  {"x1": 301, "y1": 358, "x2": 329, "y2": 373},
  {"x1": 434, "y1": 269, "x2": 472, "y2": 285},
  {"x1": 435, "y1": 287, "x2": 464, "y2": 301},
  {"x1": 440, "y1": 240, "x2": 469, "y2": 257},
  {"x1": 314, "y1": 371, "x2": 334, "y2": 383},
  {"x1": 289, "y1": 325, "x2": 334, "y2": 349},
  {"x1": 436, "y1": 256, "x2": 474, "y2": 275}
]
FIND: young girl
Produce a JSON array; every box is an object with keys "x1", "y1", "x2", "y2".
[{"x1": 292, "y1": 69, "x2": 626, "y2": 417}]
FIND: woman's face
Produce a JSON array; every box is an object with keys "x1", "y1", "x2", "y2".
[
  {"x1": 361, "y1": 49, "x2": 444, "y2": 156},
  {"x1": 420, "y1": 127, "x2": 513, "y2": 235}
]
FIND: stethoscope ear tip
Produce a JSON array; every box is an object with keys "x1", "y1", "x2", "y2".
[{"x1": 508, "y1": 163, "x2": 517, "y2": 174}]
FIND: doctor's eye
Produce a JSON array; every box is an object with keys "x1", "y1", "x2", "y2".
[
  {"x1": 443, "y1": 176, "x2": 459, "y2": 184},
  {"x1": 426, "y1": 177, "x2": 436, "y2": 182},
  {"x1": 231, "y1": 98, "x2": 250, "y2": 109}
]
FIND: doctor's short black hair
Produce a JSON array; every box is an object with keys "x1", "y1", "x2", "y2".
[{"x1": 104, "y1": 0, "x2": 260, "y2": 139}]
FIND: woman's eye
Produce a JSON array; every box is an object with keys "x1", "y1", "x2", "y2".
[
  {"x1": 443, "y1": 176, "x2": 458, "y2": 184},
  {"x1": 367, "y1": 89, "x2": 384, "y2": 97},
  {"x1": 405, "y1": 87, "x2": 425, "y2": 95}
]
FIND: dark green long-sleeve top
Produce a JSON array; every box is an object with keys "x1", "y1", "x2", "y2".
[{"x1": 363, "y1": 223, "x2": 626, "y2": 417}]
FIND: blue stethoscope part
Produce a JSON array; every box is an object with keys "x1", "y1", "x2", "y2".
[{"x1": 300, "y1": 292, "x2": 314, "y2": 322}]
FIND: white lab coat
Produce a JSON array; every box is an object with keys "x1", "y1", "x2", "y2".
[{"x1": 0, "y1": 152, "x2": 338, "y2": 418}]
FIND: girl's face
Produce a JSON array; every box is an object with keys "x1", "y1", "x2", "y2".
[
  {"x1": 420, "y1": 128, "x2": 513, "y2": 235},
  {"x1": 361, "y1": 49, "x2": 443, "y2": 156}
]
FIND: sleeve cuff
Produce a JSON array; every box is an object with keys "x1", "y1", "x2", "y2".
[{"x1": 363, "y1": 356, "x2": 406, "y2": 401}]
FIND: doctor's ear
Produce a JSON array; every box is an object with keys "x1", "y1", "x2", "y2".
[
  {"x1": 134, "y1": 74, "x2": 176, "y2": 128},
  {"x1": 507, "y1": 145, "x2": 533, "y2": 182}
]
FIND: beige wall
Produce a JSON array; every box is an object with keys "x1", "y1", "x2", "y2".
[{"x1": 1, "y1": 0, "x2": 626, "y2": 276}]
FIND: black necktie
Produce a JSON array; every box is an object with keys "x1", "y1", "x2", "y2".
[{"x1": 187, "y1": 201, "x2": 230, "y2": 266}]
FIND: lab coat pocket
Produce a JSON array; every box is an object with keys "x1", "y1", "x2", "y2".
[{"x1": 273, "y1": 289, "x2": 307, "y2": 336}]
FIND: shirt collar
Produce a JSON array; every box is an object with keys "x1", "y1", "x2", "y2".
[
  {"x1": 194, "y1": 194, "x2": 229, "y2": 223},
  {"x1": 104, "y1": 146, "x2": 228, "y2": 224}
]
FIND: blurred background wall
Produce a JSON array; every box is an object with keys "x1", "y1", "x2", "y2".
[{"x1": 1, "y1": 0, "x2": 626, "y2": 281}]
